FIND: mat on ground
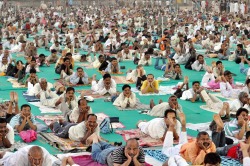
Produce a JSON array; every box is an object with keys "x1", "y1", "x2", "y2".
[{"x1": 39, "y1": 132, "x2": 87, "y2": 153}]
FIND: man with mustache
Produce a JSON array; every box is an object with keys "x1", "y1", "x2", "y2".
[
  {"x1": 50, "y1": 114, "x2": 99, "y2": 143},
  {"x1": 9, "y1": 104, "x2": 37, "y2": 133},
  {"x1": 148, "y1": 95, "x2": 183, "y2": 117},
  {"x1": 61, "y1": 134, "x2": 145, "y2": 166},
  {"x1": 162, "y1": 113, "x2": 216, "y2": 165}
]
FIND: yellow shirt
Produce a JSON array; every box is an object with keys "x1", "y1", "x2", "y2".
[{"x1": 141, "y1": 80, "x2": 159, "y2": 93}]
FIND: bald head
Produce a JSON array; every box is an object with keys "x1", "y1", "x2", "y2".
[
  {"x1": 28, "y1": 146, "x2": 44, "y2": 166},
  {"x1": 29, "y1": 146, "x2": 43, "y2": 155}
]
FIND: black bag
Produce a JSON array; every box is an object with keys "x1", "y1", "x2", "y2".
[
  {"x1": 6, "y1": 64, "x2": 15, "y2": 77},
  {"x1": 55, "y1": 64, "x2": 62, "y2": 74}
]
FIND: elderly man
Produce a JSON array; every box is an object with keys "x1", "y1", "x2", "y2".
[
  {"x1": 69, "y1": 67, "x2": 89, "y2": 85},
  {"x1": 31, "y1": 78, "x2": 54, "y2": 97},
  {"x1": 141, "y1": 74, "x2": 159, "y2": 94},
  {"x1": 137, "y1": 109, "x2": 181, "y2": 141},
  {"x1": 91, "y1": 73, "x2": 117, "y2": 95},
  {"x1": 50, "y1": 114, "x2": 99, "y2": 143},
  {"x1": 0, "y1": 145, "x2": 54, "y2": 166},
  {"x1": 148, "y1": 95, "x2": 183, "y2": 117}
]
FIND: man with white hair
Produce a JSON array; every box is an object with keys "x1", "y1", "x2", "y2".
[{"x1": 31, "y1": 78, "x2": 54, "y2": 97}]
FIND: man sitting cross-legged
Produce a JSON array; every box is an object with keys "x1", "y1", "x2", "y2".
[{"x1": 137, "y1": 109, "x2": 181, "y2": 141}]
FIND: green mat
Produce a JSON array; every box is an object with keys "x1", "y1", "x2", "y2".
[{"x1": 0, "y1": 44, "x2": 246, "y2": 155}]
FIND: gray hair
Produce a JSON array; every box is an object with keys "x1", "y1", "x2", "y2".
[
  {"x1": 39, "y1": 78, "x2": 47, "y2": 83},
  {"x1": 238, "y1": 91, "x2": 248, "y2": 100}
]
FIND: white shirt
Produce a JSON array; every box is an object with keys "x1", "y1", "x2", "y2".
[
  {"x1": 141, "y1": 118, "x2": 181, "y2": 139},
  {"x1": 113, "y1": 92, "x2": 137, "y2": 108},
  {"x1": 138, "y1": 55, "x2": 152, "y2": 66},
  {"x1": 69, "y1": 107, "x2": 93, "y2": 123},
  {"x1": 191, "y1": 60, "x2": 207, "y2": 71},
  {"x1": 1, "y1": 145, "x2": 53, "y2": 166},
  {"x1": 32, "y1": 82, "x2": 54, "y2": 96},
  {"x1": 228, "y1": 99, "x2": 250, "y2": 112},
  {"x1": 68, "y1": 121, "x2": 100, "y2": 141},
  {"x1": 92, "y1": 78, "x2": 117, "y2": 95}
]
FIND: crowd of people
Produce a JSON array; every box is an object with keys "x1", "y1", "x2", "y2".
[{"x1": 0, "y1": 0, "x2": 250, "y2": 165}]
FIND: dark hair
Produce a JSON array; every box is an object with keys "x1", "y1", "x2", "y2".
[
  {"x1": 197, "y1": 54, "x2": 203, "y2": 60},
  {"x1": 66, "y1": 87, "x2": 75, "y2": 93},
  {"x1": 204, "y1": 152, "x2": 221, "y2": 165},
  {"x1": 246, "y1": 131, "x2": 250, "y2": 140},
  {"x1": 63, "y1": 57, "x2": 70, "y2": 62},
  {"x1": 30, "y1": 68, "x2": 37, "y2": 74},
  {"x1": 76, "y1": 67, "x2": 83, "y2": 71},
  {"x1": 223, "y1": 70, "x2": 232, "y2": 76},
  {"x1": 98, "y1": 55, "x2": 104, "y2": 58},
  {"x1": 246, "y1": 79, "x2": 250, "y2": 85},
  {"x1": 216, "y1": 61, "x2": 222, "y2": 65},
  {"x1": 87, "y1": 114, "x2": 97, "y2": 120},
  {"x1": 192, "y1": 81, "x2": 200, "y2": 86},
  {"x1": 103, "y1": 73, "x2": 111, "y2": 80},
  {"x1": 21, "y1": 104, "x2": 31, "y2": 111},
  {"x1": 111, "y1": 57, "x2": 117, "y2": 62},
  {"x1": 78, "y1": 98, "x2": 86, "y2": 105},
  {"x1": 164, "y1": 109, "x2": 177, "y2": 118},
  {"x1": 39, "y1": 54, "x2": 45, "y2": 57},
  {"x1": 65, "y1": 52, "x2": 72, "y2": 57},
  {"x1": 236, "y1": 108, "x2": 249, "y2": 120},
  {"x1": 122, "y1": 84, "x2": 131, "y2": 91},
  {"x1": 197, "y1": 131, "x2": 209, "y2": 139},
  {"x1": 147, "y1": 74, "x2": 154, "y2": 78},
  {"x1": 51, "y1": 49, "x2": 57, "y2": 53},
  {"x1": 237, "y1": 44, "x2": 243, "y2": 49},
  {"x1": 0, "y1": 118, "x2": 7, "y2": 124},
  {"x1": 174, "y1": 64, "x2": 180, "y2": 68}
]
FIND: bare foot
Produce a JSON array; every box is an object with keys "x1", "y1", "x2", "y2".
[
  {"x1": 159, "y1": 99, "x2": 163, "y2": 104},
  {"x1": 213, "y1": 114, "x2": 224, "y2": 132},
  {"x1": 92, "y1": 74, "x2": 96, "y2": 81},
  {"x1": 183, "y1": 76, "x2": 189, "y2": 84},
  {"x1": 10, "y1": 92, "x2": 14, "y2": 102},
  {"x1": 179, "y1": 113, "x2": 186, "y2": 126},
  {"x1": 14, "y1": 92, "x2": 18, "y2": 103},
  {"x1": 150, "y1": 99, "x2": 155, "y2": 109}
]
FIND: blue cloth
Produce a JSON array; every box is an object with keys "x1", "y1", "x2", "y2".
[
  {"x1": 91, "y1": 141, "x2": 117, "y2": 164},
  {"x1": 22, "y1": 91, "x2": 40, "y2": 102},
  {"x1": 144, "y1": 150, "x2": 242, "y2": 166}
]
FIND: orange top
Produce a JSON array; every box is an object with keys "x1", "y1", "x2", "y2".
[{"x1": 179, "y1": 141, "x2": 216, "y2": 165}]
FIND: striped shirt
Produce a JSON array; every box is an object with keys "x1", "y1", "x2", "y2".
[
  {"x1": 9, "y1": 113, "x2": 36, "y2": 130},
  {"x1": 224, "y1": 119, "x2": 240, "y2": 137},
  {"x1": 107, "y1": 146, "x2": 145, "y2": 166}
]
